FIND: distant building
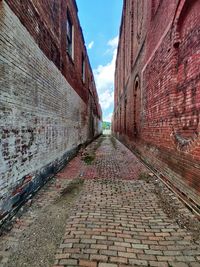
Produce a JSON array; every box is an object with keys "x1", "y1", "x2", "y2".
[
  {"x1": 113, "y1": 0, "x2": 200, "y2": 208},
  {"x1": 0, "y1": 0, "x2": 102, "y2": 222},
  {"x1": 103, "y1": 121, "x2": 111, "y2": 135}
]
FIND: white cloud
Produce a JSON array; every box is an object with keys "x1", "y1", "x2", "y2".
[
  {"x1": 107, "y1": 36, "x2": 119, "y2": 48},
  {"x1": 104, "y1": 112, "x2": 113, "y2": 123},
  {"x1": 104, "y1": 36, "x2": 119, "y2": 55},
  {"x1": 93, "y1": 36, "x2": 118, "y2": 113},
  {"x1": 99, "y1": 90, "x2": 114, "y2": 110},
  {"x1": 87, "y1": 41, "x2": 94, "y2": 49}
]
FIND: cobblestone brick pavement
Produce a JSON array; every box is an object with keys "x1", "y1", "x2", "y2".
[
  {"x1": 54, "y1": 136, "x2": 200, "y2": 267},
  {"x1": 0, "y1": 136, "x2": 200, "y2": 267},
  {"x1": 0, "y1": 175, "x2": 75, "y2": 267}
]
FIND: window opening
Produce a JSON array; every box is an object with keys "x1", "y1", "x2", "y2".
[{"x1": 66, "y1": 11, "x2": 74, "y2": 59}]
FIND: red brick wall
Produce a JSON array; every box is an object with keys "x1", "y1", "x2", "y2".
[
  {"x1": 114, "y1": 0, "x2": 200, "y2": 207},
  {"x1": 5, "y1": 0, "x2": 100, "y2": 113}
]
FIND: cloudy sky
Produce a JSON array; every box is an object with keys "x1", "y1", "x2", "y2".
[{"x1": 76, "y1": 0, "x2": 123, "y2": 122}]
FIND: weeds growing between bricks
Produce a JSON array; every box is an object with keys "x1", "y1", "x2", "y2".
[{"x1": 82, "y1": 136, "x2": 104, "y2": 165}]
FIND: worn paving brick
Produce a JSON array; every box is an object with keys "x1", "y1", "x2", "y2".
[
  {"x1": 98, "y1": 264, "x2": 118, "y2": 267},
  {"x1": 1, "y1": 136, "x2": 200, "y2": 267},
  {"x1": 109, "y1": 256, "x2": 128, "y2": 264},
  {"x1": 91, "y1": 244, "x2": 108, "y2": 250},
  {"x1": 79, "y1": 259, "x2": 97, "y2": 267},
  {"x1": 90, "y1": 254, "x2": 108, "y2": 262},
  {"x1": 128, "y1": 259, "x2": 148, "y2": 266},
  {"x1": 118, "y1": 252, "x2": 136, "y2": 259},
  {"x1": 59, "y1": 259, "x2": 78, "y2": 265},
  {"x1": 99, "y1": 250, "x2": 118, "y2": 256},
  {"x1": 55, "y1": 253, "x2": 70, "y2": 260},
  {"x1": 148, "y1": 261, "x2": 169, "y2": 267}
]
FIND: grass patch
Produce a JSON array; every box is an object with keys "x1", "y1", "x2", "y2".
[
  {"x1": 81, "y1": 136, "x2": 104, "y2": 165},
  {"x1": 138, "y1": 172, "x2": 151, "y2": 183},
  {"x1": 83, "y1": 154, "x2": 95, "y2": 165},
  {"x1": 59, "y1": 178, "x2": 84, "y2": 197}
]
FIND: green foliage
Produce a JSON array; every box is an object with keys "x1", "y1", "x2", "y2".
[
  {"x1": 102, "y1": 121, "x2": 111, "y2": 130},
  {"x1": 138, "y1": 172, "x2": 150, "y2": 182},
  {"x1": 83, "y1": 154, "x2": 95, "y2": 165}
]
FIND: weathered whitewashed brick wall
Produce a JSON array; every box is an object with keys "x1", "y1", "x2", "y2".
[{"x1": 0, "y1": 2, "x2": 101, "y2": 221}]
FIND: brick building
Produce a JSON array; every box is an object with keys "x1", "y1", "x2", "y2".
[
  {"x1": 0, "y1": 0, "x2": 102, "y2": 222},
  {"x1": 113, "y1": 0, "x2": 200, "y2": 209}
]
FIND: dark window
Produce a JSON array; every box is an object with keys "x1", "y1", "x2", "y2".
[
  {"x1": 66, "y1": 11, "x2": 73, "y2": 58},
  {"x1": 133, "y1": 78, "x2": 140, "y2": 137},
  {"x1": 124, "y1": 96, "x2": 127, "y2": 133},
  {"x1": 82, "y1": 53, "x2": 85, "y2": 82}
]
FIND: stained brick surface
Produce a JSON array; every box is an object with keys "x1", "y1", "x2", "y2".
[
  {"x1": 4, "y1": 0, "x2": 100, "y2": 107},
  {"x1": 0, "y1": 136, "x2": 199, "y2": 266},
  {"x1": 113, "y1": 0, "x2": 200, "y2": 207},
  {"x1": 0, "y1": 1, "x2": 101, "y2": 222},
  {"x1": 53, "y1": 136, "x2": 200, "y2": 267}
]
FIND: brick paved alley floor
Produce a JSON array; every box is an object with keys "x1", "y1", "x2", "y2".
[{"x1": 0, "y1": 136, "x2": 200, "y2": 267}]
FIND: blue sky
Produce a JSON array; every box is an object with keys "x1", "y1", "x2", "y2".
[{"x1": 76, "y1": 0, "x2": 123, "y2": 122}]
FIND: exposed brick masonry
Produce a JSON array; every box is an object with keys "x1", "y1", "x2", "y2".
[
  {"x1": 1, "y1": 136, "x2": 198, "y2": 266},
  {"x1": 5, "y1": 0, "x2": 99, "y2": 107},
  {"x1": 113, "y1": 0, "x2": 200, "y2": 208},
  {"x1": 0, "y1": 0, "x2": 101, "y2": 223}
]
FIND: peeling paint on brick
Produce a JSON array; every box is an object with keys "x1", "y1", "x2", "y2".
[{"x1": 0, "y1": 1, "x2": 102, "y2": 223}]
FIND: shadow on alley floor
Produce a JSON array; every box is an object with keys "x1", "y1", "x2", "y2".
[{"x1": 0, "y1": 136, "x2": 200, "y2": 267}]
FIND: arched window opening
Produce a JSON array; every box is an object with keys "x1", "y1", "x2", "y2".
[
  {"x1": 124, "y1": 96, "x2": 127, "y2": 134},
  {"x1": 133, "y1": 77, "x2": 140, "y2": 138}
]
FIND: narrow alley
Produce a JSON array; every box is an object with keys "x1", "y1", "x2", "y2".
[
  {"x1": 1, "y1": 136, "x2": 199, "y2": 267},
  {"x1": 1, "y1": 1, "x2": 200, "y2": 266}
]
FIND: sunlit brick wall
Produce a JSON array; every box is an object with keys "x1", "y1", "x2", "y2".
[
  {"x1": 0, "y1": 0, "x2": 101, "y2": 221},
  {"x1": 114, "y1": 0, "x2": 200, "y2": 207}
]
